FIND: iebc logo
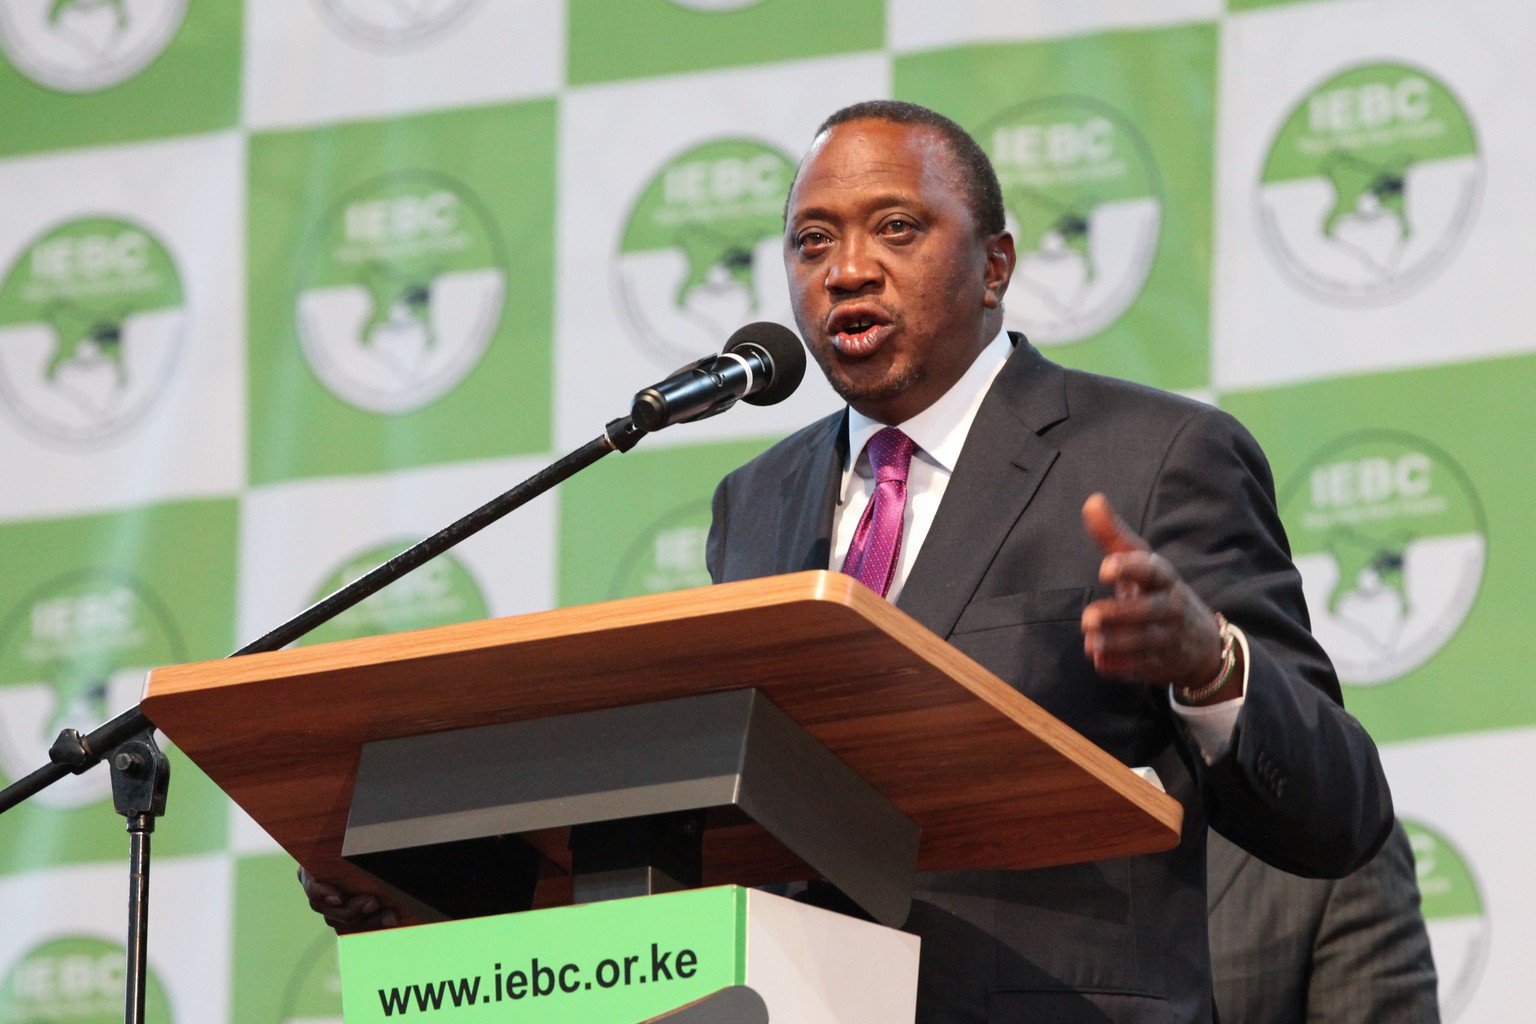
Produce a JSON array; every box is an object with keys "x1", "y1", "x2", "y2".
[
  {"x1": 981, "y1": 97, "x2": 1162, "y2": 345},
  {"x1": 294, "y1": 171, "x2": 507, "y2": 415},
  {"x1": 1257, "y1": 63, "x2": 1481, "y2": 304},
  {"x1": 613, "y1": 139, "x2": 796, "y2": 367},
  {"x1": 0, "y1": 217, "x2": 186, "y2": 444},
  {"x1": 1280, "y1": 432, "x2": 1485, "y2": 685},
  {"x1": 0, "y1": 569, "x2": 185, "y2": 810}
]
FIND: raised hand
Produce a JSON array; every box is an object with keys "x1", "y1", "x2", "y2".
[{"x1": 1079, "y1": 493, "x2": 1237, "y2": 703}]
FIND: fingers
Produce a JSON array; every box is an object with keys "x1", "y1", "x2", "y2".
[
  {"x1": 297, "y1": 866, "x2": 399, "y2": 934},
  {"x1": 1081, "y1": 583, "x2": 1222, "y2": 687},
  {"x1": 1082, "y1": 492, "x2": 1149, "y2": 557},
  {"x1": 1082, "y1": 591, "x2": 1183, "y2": 672},
  {"x1": 1097, "y1": 550, "x2": 1178, "y2": 594},
  {"x1": 1077, "y1": 495, "x2": 1224, "y2": 686}
]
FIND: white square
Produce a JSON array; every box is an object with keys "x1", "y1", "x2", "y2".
[
  {"x1": 0, "y1": 132, "x2": 246, "y2": 523},
  {"x1": 236, "y1": 456, "x2": 558, "y2": 651},
  {"x1": 1212, "y1": 0, "x2": 1536, "y2": 390},
  {"x1": 551, "y1": 57, "x2": 890, "y2": 451},
  {"x1": 0, "y1": 855, "x2": 234, "y2": 1024},
  {"x1": 243, "y1": 0, "x2": 564, "y2": 130},
  {"x1": 1380, "y1": 727, "x2": 1536, "y2": 1024}
]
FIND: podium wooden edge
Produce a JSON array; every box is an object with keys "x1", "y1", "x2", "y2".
[{"x1": 142, "y1": 571, "x2": 1182, "y2": 917}]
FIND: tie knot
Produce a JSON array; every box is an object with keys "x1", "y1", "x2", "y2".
[{"x1": 866, "y1": 427, "x2": 915, "y2": 485}]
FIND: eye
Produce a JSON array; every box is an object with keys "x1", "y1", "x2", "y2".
[
  {"x1": 795, "y1": 230, "x2": 832, "y2": 256},
  {"x1": 879, "y1": 218, "x2": 918, "y2": 240}
]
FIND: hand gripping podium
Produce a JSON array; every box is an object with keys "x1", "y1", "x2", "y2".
[{"x1": 142, "y1": 571, "x2": 1181, "y2": 1023}]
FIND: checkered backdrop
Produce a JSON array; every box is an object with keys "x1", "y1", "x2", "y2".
[{"x1": 0, "y1": 1, "x2": 1530, "y2": 1021}]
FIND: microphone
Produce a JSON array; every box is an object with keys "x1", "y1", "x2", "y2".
[{"x1": 630, "y1": 321, "x2": 806, "y2": 432}]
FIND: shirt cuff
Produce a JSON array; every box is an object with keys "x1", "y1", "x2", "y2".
[{"x1": 1168, "y1": 623, "x2": 1251, "y2": 766}]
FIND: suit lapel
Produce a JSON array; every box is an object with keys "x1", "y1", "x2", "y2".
[
  {"x1": 771, "y1": 412, "x2": 844, "y2": 574},
  {"x1": 896, "y1": 339, "x2": 1068, "y2": 639}
]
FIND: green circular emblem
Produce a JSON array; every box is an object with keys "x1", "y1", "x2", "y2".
[
  {"x1": 0, "y1": 569, "x2": 185, "y2": 809},
  {"x1": 276, "y1": 933, "x2": 343, "y2": 1024},
  {"x1": 0, "y1": 216, "x2": 186, "y2": 443},
  {"x1": 0, "y1": 935, "x2": 172, "y2": 1024},
  {"x1": 1257, "y1": 62, "x2": 1481, "y2": 304},
  {"x1": 0, "y1": 0, "x2": 186, "y2": 93},
  {"x1": 614, "y1": 138, "x2": 796, "y2": 366},
  {"x1": 1280, "y1": 431, "x2": 1485, "y2": 685},
  {"x1": 298, "y1": 541, "x2": 489, "y2": 646},
  {"x1": 608, "y1": 500, "x2": 713, "y2": 600},
  {"x1": 295, "y1": 171, "x2": 507, "y2": 414},
  {"x1": 980, "y1": 96, "x2": 1162, "y2": 345},
  {"x1": 1403, "y1": 818, "x2": 1487, "y2": 1021}
]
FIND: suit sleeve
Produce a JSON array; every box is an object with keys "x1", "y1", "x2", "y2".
[
  {"x1": 1138, "y1": 405, "x2": 1393, "y2": 877},
  {"x1": 1207, "y1": 822, "x2": 1439, "y2": 1024},
  {"x1": 1305, "y1": 820, "x2": 1441, "y2": 1024}
]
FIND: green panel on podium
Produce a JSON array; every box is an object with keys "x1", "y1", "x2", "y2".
[{"x1": 337, "y1": 886, "x2": 920, "y2": 1023}]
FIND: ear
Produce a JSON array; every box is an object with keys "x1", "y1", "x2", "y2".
[{"x1": 982, "y1": 231, "x2": 1015, "y2": 309}]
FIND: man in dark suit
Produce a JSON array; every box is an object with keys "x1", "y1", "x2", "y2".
[
  {"x1": 706, "y1": 100, "x2": 1393, "y2": 1023},
  {"x1": 1208, "y1": 820, "x2": 1439, "y2": 1024},
  {"x1": 303, "y1": 98, "x2": 1394, "y2": 1023}
]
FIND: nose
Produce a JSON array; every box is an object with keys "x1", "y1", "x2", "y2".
[{"x1": 824, "y1": 234, "x2": 881, "y2": 294}]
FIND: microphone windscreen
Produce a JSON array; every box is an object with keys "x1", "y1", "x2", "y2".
[{"x1": 725, "y1": 321, "x2": 806, "y2": 407}]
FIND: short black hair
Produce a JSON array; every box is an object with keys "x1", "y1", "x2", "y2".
[{"x1": 792, "y1": 99, "x2": 1007, "y2": 237}]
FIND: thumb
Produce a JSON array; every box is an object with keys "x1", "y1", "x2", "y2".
[{"x1": 1082, "y1": 492, "x2": 1148, "y2": 556}]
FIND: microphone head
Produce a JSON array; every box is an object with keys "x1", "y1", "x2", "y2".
[{"x1": 724, "y1": 321, "x2": 806, "y2": 407}]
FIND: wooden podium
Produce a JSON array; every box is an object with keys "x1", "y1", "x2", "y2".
[
  {"x1": 144, "y1": 571, "x2": 1183, "y2": 1022},
  {"x1": 142, "y1": 570, "x2": 1181, "y2": 918}
]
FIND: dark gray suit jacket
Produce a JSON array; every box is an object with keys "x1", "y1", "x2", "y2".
[
  {"x1": 1208, "y1": 821, "x2": 1439, "y2": 1024},
  {"x1": 708, "y1": 338, "x2": 1393, "y2": 1024}
]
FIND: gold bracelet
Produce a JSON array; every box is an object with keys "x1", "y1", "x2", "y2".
[{"x1": 1178, "y1": 612, "x2": 1234, "y2": 704}]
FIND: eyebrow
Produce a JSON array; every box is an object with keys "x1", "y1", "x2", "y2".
[{"x1": 786, "y1": 192, "x2": 923, "y2": 227}]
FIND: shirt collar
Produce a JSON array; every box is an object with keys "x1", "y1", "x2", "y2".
[{"x1": 841, "y1": 327, "x2": 1013, "y2": 495}]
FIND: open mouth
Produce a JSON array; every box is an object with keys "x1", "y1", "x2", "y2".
[{"x1": 828, "y1": 309, "x2": 892, "y2": 356}]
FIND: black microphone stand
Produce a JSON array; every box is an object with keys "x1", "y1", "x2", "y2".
[{"x1": 0, "y1": 414, "x2": 650, "y2": 1024}]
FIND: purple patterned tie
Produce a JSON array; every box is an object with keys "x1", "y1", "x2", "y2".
[{"x1": 840, "y1": 427, "x2": 917, "y2": 598}]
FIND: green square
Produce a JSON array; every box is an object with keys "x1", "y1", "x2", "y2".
[
  {"x1": 559, "y1": 438, "x2": 778, "y2": 606},
  {"x1": 0, "y1": 0, "x2": 241, "y2": 157},
  {"x1": 232, "y1": 853, "x2": 345, "y2": 1024},
  {"x1": 247, "y1": 100, "x2": 557, "y2": 485},
  {"x1": 896, "y1": 23, "x2": 1218, "y2": 392},
  {"x1": 0, "y1": 499, "x2": 237, "y2": 873},
  {"x1": 567, "y1": 0, "x2": 885, "y2": 86},
  {"x1": 1220, "y1": 355, "x2": 1534, "y2": 742}
]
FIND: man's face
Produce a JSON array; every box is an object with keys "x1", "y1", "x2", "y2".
[{"x1": 783, "y1": 118, "x2": 1013, "y2": 425}]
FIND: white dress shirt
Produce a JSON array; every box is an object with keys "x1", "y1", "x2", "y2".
[{"x1": 829, "y1": 328, "x2": 1245, "y2": 762}]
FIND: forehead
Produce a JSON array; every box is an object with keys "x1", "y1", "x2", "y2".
[{"x1": 787, "y1": 119, "x2": 967, "y2": 223}]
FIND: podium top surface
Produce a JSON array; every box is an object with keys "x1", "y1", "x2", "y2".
[{"x1": 143, "y1": 571, "x2": 1181, "y2": 899}]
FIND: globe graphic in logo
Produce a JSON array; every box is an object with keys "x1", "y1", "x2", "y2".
[{"x1": 613, "y1": 138, "x2": 796, "y2": 367}]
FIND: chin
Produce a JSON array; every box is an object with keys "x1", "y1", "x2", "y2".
[{"x1": 831, "y1": 369, "x2": 923, "y2": 412}]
